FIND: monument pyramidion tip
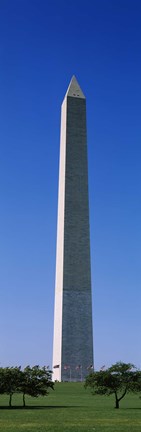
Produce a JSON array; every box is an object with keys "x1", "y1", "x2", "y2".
[{"x1": 65, "y1": 75, "x2": 85, "y2": 99}]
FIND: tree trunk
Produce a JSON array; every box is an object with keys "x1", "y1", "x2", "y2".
[
  {"x1": 115, "y1": 388, "x2": 127, "y2": 409},
  {"x1": 9, "y1": 393, "x2": 12, "y2": 408},
  {"x1": 115, "y1": 393, "x2": 119, "y2": 409},
  {"x1": 23, "y1": 393, "x2": 26, "y2": 407}
]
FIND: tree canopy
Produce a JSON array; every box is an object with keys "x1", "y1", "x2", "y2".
[
  {"x1": 0, "y1": 365, "x2": 54, "y2": 407},
  {"x1": 85, "y1": 362, "x2": 141, "y2": 408},
  {"x1": 19, "y1": 365, "x2": 54, "y2": 407}
]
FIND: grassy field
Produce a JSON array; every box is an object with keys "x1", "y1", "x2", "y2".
[{"x1": 0, "y1": 383, "x2": 141, "y2": 431}]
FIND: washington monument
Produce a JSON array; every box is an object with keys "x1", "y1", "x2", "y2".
[{"x1": 53, "y1": 76, "x2": 93, "y2": 381}]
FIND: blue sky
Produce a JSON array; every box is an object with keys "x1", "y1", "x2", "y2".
[{"x1": 0, "y1": 0, "x2": 141, "y2": 370}]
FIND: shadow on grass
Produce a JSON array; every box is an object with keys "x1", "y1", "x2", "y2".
[
  {"x1": 123, "y1": 407, "x2": 141, "y2": 410},
  {"x1": 0, "y1": 405, "x2": 81, "y2": 410}
]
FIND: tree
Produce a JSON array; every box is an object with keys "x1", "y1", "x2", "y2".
[
  {"x1": 19, "y1": 365, "x2": 54, "y2": 407},
  {"x1": 1, "y1": 367, "x2": 22, "y2": 407},
  {"x1": 0, "y1": 365, "x2": 54, "y2": 407},
  {"x1": 85, "y1": 362, "x2": 141, "y2": 408},
  {"x1": 0, "y1": 368, "x2": 6, "y2": 397}
]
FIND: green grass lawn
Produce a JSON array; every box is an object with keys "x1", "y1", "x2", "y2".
[{"x1": 0, "y1": 383, "x2": 141, "y2": 431}]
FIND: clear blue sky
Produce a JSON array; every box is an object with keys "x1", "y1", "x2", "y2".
[{"x1": 0, "y1": 0, "x2": 141, "y2": 370}]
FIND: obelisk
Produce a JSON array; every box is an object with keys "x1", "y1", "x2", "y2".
[{"x1": 52, "y1": 76, "x2": 93, "y2": 381}]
